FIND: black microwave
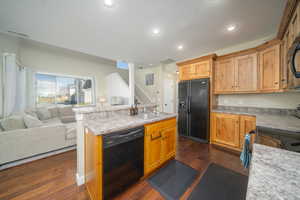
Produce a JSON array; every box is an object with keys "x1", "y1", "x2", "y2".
[{"x1": 289, "y1": 35, "x2": 300, "y2": 78}]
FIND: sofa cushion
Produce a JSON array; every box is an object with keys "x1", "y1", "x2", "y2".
[
  {"x1": 42, "y1": 118, "x2": 62, "y2": 126},
  {"x1": 59, "y1": 106, "x2": 74, "y2": 117},
  {"x1": 0, "y1": 115, "x2": 26, "y2": 131},
  {"x1": 60, "y1": 115, "x2": 76, "y2": 123},
  {"x1": 36, "y1": 107, "x2": 52, "y2": 121},
  {"x1": 48, "y1": 107, "x2": 59, "y2": 118},
  {"x1": 24, "y1": 108, "x2": 38, "y2": 119},
  {"x1": 23, "y1": 115, "x2": 43, "y2": 128}
]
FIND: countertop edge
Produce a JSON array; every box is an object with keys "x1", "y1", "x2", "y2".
[{"x1": 85, "y1": 115, "x2": 177, "y2": 136}]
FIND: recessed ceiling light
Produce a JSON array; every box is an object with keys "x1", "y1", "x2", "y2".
[
  {"x1": 177, "y1": 45, "x2": 183, "y2": 50},
  {"x1": 152, "y1": 28, "x2": 160, "y2": 35},
  {"x1": 104, "y1": 0, "x2": 114, "y2": 7},
  {"x1": 149, "y1": 64, "x2": 153, "y2": 66},
  {"x1": 227, "y1": 25, "x2": 236, "y2": 32}
]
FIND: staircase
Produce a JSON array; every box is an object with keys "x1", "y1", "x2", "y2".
[{"x1": 118, "y1": 71, "x2": 153, "y2": 104}]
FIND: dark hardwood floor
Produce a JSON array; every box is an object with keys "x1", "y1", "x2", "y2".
[{"x1": 0, "y1": 137, "x2": 248, "y2": 200}]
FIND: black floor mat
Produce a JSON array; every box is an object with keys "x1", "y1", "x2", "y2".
[
  {"x1": 147, "y1": 160, "x2": 198, "y2": 200},
  {"x1": 188, "y1": 163, "x2": 248, "y2": 200}
]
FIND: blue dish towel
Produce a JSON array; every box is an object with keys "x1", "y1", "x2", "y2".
[{"x1": 240, "y1": 133, "x2": 252, "y2": 168}]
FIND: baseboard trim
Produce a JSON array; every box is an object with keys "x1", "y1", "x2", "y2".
[
  {"x1": 76, "y1": 173, "x2": 85, "y2": 186},
  {"x1": 0, "y1": 145, "x2": 76, "y2": 170}
]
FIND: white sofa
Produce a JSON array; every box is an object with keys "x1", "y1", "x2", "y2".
[{"x1": 0, "y1": 106, "x2": 77, "y2": 169}]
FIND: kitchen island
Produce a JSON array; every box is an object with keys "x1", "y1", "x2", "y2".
[
  {"x1": 83, "y1": 111, "x2": 177, "y2": 200},
  {"x1": 246, "y1": 143, "x2": 300, "y2": 200}
]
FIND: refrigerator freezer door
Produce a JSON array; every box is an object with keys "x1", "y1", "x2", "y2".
[
  {"x1": 189, "y1": 79, "x2": 209, "y2": 141},
  {"x1": 178, "y1": 81, "x2": 189, "y2": 136}
]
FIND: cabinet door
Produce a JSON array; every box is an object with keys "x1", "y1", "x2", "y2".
[
  {"x1": 144, "y1": 126, "x2": 163, "y2": 175},
  {"x1": 259, "y1": 44, "x2": 280, "y2": 91},
  {"x1": 234, "y1": 53, "x2": 258, "y2": 92},
  {"x1": 161, "y1": 127, "x2": 176, "y2": 162},
  {"x1": 191, "y1": 60, "x2": 210, "y2": 78},
  {"x1": 211, "y1": 113, "x2": 240, "y2": 148},
  {"x1": 179, "y1": 65, "x2": 191, "y2": 81},
  {"x1": 214, "y1": 59, "x2": 235, "y2": 93},
  {"x1": 239, "y1": 115, "x2": 256, "y2": 149}
]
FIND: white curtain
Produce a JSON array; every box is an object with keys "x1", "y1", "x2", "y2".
[
  {"x1": 2, "y1": 53, "x2": 36, "y2": 117},
  {"x1": 2, "y1": 53, "x2": 17, "y2": 117}
]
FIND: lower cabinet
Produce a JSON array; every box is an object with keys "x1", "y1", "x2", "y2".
[
  {"x1": 85, "y1": 130, "x2": 103, "y2": 200},
  {"x1": 211, "y1": 112, "x2": 256, "y2": 151},
  {"x1": 144, "y1": 118, "x2": 177, "y2": 176}
]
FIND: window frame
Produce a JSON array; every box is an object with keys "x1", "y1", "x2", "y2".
[{"x1": 35, "y1": 72, "x2": 96, "y2": 107}]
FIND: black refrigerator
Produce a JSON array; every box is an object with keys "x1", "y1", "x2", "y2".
[{"x1": 178, "y1": 78, "x2": 210, "y2": 142}]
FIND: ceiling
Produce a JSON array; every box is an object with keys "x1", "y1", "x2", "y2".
[{"x1": 0, "y1": 0, "x2": 285, "y2": 66}]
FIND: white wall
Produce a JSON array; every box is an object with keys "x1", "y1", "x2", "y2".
[
  {"x1": 135, "y1": 66, "x2": 161, "y2": 104},
  {"x1": 105, "y1": 72, "x2": 129, "y2": 105},
  {"x1": 0, "y1": 33, "x2": 130, "y2": 109},
  {"x1": 19, "y1": 39, "x2": 128, "y2": 102},
  {"x1": 134, "y1": 63, "x2": 178, "y2": 111}
]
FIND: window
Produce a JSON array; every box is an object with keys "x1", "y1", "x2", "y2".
[{"x1": 36, "y1": 73, "x2": 95, "y2": 106}]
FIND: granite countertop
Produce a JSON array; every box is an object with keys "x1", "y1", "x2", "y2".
[
  {"x1": 73, "y1": 104, "x2": 157, "y2": 114},
  {"x1": 85, "y1": 112, "x2": 177, "y2": 135},
  {"x1": 212, "y1": 109, "x2": 300, "y2": 133},
  {"x1": 246, "y1": 144, "x2": 300, "y2": 200}
]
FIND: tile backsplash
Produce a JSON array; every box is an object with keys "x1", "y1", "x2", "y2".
[{"x1": 218, "y1": 92, "x2": 300, "y2": 109}]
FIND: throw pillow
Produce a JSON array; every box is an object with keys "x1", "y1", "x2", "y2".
[
  {"x1": 0, "y1": 115, "x2": 26, "y2": 131},
  {"x1": 23, "y1": 114, "x2": 43, "y2": 128},
  {"x1": 36, "y1": 107, "x2": 52, "y2": 121}
]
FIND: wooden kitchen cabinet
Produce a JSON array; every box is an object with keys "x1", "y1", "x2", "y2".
[
  {"x1": 179, "y1": 65, "x2": 191, "y2": 81},
  {"x1": 258, "y1": 44, "x2": 281, "y2": 91},
  {"x1": 211, "y1": 113, "x2": 240, "y2": 149},
  {"x1": 214, "y1": 58, "x2": 235, "y2": 93},
  {"x1": 177, "y1": 55, "x2": 216, "y2": 81},
  {"x1": 144, "y1": 125, "x2": 163, "y2": 175},
  {"x1": 239, "y1": 115, "x2": 256, "y2": 149},
  {"x1": 85, "y1": 130, "x2": 103, "y2": 200},
  {"x1": 144, "y1": 118, "x2": 176, "y2": 176},
  {"x1": 190, "y1": 60, "x2": 210, "y2": 79},
  {"x1": 161, "y1": 126, "x2": 176, "y2": 162},
  {"x1": 234, "y1": 53, "x2": 258, "y2": 92},
  {"x1": 211, "y1": 113, "x2": 256, "y2": 151}
]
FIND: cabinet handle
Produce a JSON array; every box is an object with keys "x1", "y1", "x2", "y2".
[
  {"x1": 151, "y1": 132, "x2": 162, "y2": 141},
  {"x1": 274, "y1": 82, "x2": 279, "y2": 85}
]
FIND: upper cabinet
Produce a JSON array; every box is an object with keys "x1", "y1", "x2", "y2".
[
  {"x1": 179, "y1": 65, "x2": 192, "y2": 81},
  {"x1": 214, "y1": 53, "x2": 258, "y2": 94},
  {"x1": 190, "y1": 60, "x2": 210, "y2": 79},
  {"x1": 235, "y1": 53, "x2": 258, "y2": 92},
  {"x1": 177, "y1": 54, "x2": 216, "y2": 81},
  {"x1": 178, "y1": 60, "x2": 210, "y2": 81},
  {"x1": 214, "y1": 58, "x2": 235, "y2": 93},
  {"x1": 258, "y1": 44, "x2": 280, "y2": 91}
]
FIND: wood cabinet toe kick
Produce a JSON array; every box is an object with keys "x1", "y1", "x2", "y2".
[{"x1": 84, "y1": 117, "x2": 177, "y2": 200}]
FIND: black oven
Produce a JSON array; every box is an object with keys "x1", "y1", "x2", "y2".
[{"x1": 102, "y1": 126, "x2": 144, "y2": 199}]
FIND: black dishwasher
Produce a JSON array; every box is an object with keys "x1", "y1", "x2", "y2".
[{"x1": 102, "y1": 126, "x2": 144, "y2": 199}]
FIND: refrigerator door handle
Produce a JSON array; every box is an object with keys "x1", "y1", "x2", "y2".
[{"x1": 187, "y1": 96, "x2": 191, "y2": 114}]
